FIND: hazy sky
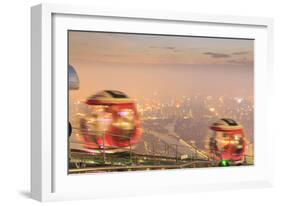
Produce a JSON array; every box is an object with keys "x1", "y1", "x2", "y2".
[{"x1": 68, "y1": 31, "x2": 253, "y2": 101}]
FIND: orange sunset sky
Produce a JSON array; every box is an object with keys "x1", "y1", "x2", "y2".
[{"x1": 68, "y1": 31, "x2": 254, "y2": 102}]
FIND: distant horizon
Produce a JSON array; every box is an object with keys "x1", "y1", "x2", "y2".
[
  {"x1": 68, "y1": 62, "x2": 253, "y2": 102},
  {"x1": 69, "y1": 31, "x2": 253, "y2": 106}
]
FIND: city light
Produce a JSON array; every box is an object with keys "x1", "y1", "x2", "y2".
[
  {"x1": 209, "y1": 107, "x2": 215, "y2": 112},
  {"x1": 219, "y1": 160, "x2": 230, "y2": 167}
]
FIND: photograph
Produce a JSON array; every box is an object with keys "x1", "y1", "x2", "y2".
[{"x1": 68, "y1": 31, "x2": 254, "y2": 174}]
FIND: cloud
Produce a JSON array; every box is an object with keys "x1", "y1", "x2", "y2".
[
  {"x1": 163, "y1": 46, "x2": 175, "y2": 50},
  {"x1": 102, "y1": 54, "x2": 128, "y2": 57},
  {"x1": 149, "y1": 46, "x2": 176, "y2": 50},
  {"x1": 232, "y1": 51, "x2": 249, "y2": 55},
  {"x1": 227, "y1": 58, "x2": 253, "y2": 65},
  {"x1": 203, "y1": 52, "x2": 231, "y2": 58}
]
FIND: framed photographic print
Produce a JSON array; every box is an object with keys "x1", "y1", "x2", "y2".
[{"x1": 31, "y1": 3, "x2": 274, "y2": 201}]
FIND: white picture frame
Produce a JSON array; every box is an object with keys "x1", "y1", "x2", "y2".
[{"x1": 31, "y1": 3, "x2": 274, "y2": 202}]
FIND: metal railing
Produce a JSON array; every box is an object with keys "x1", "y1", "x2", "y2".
[
  {"x1": 69, "y1": 126, "x2": 254, "y2": 170},
  {"x1": 70, "y1": 126, "x2": 211, "y2": 163}
]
